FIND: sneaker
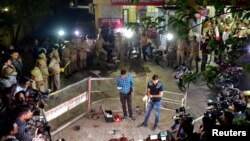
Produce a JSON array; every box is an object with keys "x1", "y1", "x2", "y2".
[
  {"x1": 152, "y1": 126, "x2": 157, "y2": 131},
  {"x1": 138, "y1": 122, "x2": 147, "y2": 128},
  {"x1": 129, "y1": 116, "x2": 136, "y2": 121}
]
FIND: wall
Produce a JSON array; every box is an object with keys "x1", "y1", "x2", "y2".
[{"x1": 93, "y1": 0, "x2": 122, "y2": 32}]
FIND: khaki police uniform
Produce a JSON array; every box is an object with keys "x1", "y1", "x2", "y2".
[
  {"x1": 62, "y1": 43, "x2": 72, "y2": 77},
  {"x1": 31, "y1": 66, "x2": 45, "y2": 92},
  {"x1": 79, "y1": 40, "x2": 87, "y2": 69},
  {"x1": 188, "y1": 39, "x2": 199, "y2": 72},
  {"x1": 70, "y1": 42, "x2": 78, "y2": 72},
  {"x1": 48, "y1": 55, "x2": 61, "y2": 91},
  {"x1": 166, "y1": 40, "x2": 177, "y2": 68},
  {"x1": 115, "y1": 35, "x2": 123, "y2": 60},
  {"x1": 177, "y1": 39, "x2": 187, "y2": 66},
  {"x1": 37, "y1": 53, "x2": 49, "y2": 91},
  {"x1": 94, "y1": 37, "x2": 107, "y2": 64}
]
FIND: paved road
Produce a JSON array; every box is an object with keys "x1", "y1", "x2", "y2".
[{"x1": 51, "y1": 59, "x2": 213, "y2": 140}]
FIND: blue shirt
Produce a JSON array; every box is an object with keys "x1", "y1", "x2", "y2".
[
  {"x1": 116, "y1": 74, "x2": 134, "y2": 94},
  {"x1": 15, "y1": 118, "x2": 33, "y2": 141},
  {"x1": 147, "y1": 81, "x2": 164, "y2": 102}
]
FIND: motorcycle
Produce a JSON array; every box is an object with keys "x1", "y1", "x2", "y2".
[
  {"x1": 152, "y1": 48, "x2": 165, "y2": 65},
  {"x1": 128, "y1": 41, "x2": 140, "y2": 60},
  {"x1": 173, "y1": 66, "x2": 191, "y2": 92}
]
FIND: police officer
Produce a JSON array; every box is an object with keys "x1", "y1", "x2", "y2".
[
  {"x1": 188, "y1": 35, "x2": 200, "y2": 72},
  {"x1": 62, "y1": 41, "x2": 72, "y2": 78},
  {"x1": 37, "y1": 52, "x2": 49, "y2": 91},
  {"x1": 176, "y1": 39, "x2": 187, "y2": 67},
  {"x1": 79, "y1": 38, "x2": 87, "y2": 70},
  {"x1": 166, "y1": 40, "x2": 177, "y2": 68},
  {"x1": 31, "y1": 62, "x2": 45, "y2": 92},
  {"x1": 94, "y1": 34, "x2": 107, "y2": 65},
  {"x1": 70, "y1": 38, "x2": 78, "y2": 73},
  {"x1": 243, "y1": 91, "x2": 250, "y2": 124},
  {"x1": 48, "y1": 50, "x2": 61, "y2": 92}
]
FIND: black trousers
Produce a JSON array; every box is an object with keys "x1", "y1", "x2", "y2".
[
  {"x1": 142, "y1": 46, "x2": 147, "y2": 61},
  {"x1": 201, "y1": 54, "x2": 208, "y2": 71},
  {"x1": 119, "y1": 93, "x2": 133, "y2": 117}
]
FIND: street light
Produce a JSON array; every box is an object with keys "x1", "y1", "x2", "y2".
[
  {"x1": 74, "y1": 30, "x2": 80, "y2": 37},
  {"x1": 166, "y1": 33, "x2": 174, "y2": 41},
  {"x1": 122, "y1": 28, "x2": 133, "y2": 38},
  {"x1": 3, "y1": 7, "x2": 8, "y2": 12},
  {"x1": 58, "y1": 30, "x2": 65, "y2": 37}
]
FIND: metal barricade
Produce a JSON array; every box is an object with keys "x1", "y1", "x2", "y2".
[
  {"x1": 161, "y1": 91, "x2": 187, "y2": 112},
  {"x1": 44, "y1": 75, "x2": 187, "y2": 135}
]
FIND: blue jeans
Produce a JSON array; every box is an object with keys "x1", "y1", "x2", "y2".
[{"x1": 143, "y1": 100, "x2": 161, "y2": 127}]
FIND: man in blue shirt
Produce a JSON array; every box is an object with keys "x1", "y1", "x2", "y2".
[
  {"x1": 116, "y1": 69, "x2": 135, "y2": 120},
  {"x1": 138, "y1": 74, "x2": 164, "y2": 131}
]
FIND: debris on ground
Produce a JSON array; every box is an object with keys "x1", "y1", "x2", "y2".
[{"x1": 73, "y1": 125, "x2": 80, "y2": 131}]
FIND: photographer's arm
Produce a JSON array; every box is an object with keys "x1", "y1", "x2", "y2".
[
  {"x1": 175, "y1": 118, "x2": 184, "y2": 140},
  {"x1": 150, "y1": 91, "x2": 163, "y2": 98}
]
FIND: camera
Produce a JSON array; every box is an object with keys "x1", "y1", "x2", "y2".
[
  {"x1": 204, "y1": 99, "x2": 233, "y2": 120},
  {"x1": 27, "y1": 89, "x2": 50, "y2": 110},
  {"x1": 172, "y1": 107, "x2": 192, "y2": 123}
]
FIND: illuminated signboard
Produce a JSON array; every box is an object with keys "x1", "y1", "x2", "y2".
[
  {"x1": 99, "y1": 18, "x2": 123, "y2": 28},
  {"x1": 111, "y1": 0, "x2": 165, "y2": 6}
]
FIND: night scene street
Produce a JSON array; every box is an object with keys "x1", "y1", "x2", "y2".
[{"x1": 1, "y1": 0, "x2": 250, "y2": 141}]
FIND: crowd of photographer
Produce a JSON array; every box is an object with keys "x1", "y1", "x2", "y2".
[
  {"x1": 165, "y1": 90, "x2": 250, "y2": 141},
  {"x1": 0, "y1": 39, "x2": 69, "y2": 140}
]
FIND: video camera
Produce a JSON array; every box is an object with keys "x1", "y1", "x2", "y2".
[
  {"x1": 204, "y1": 99, "x2": 232, "y2": 120},
  {"x1": 25, "y1": 88, "x2": 50, "y2": 114},
  {"x1": 172, "y1": 107, "x2": 193, "y2": 124},
  {"x1": 26, "y1": 110, "x2": 52, "y2": 141},
  {"x1": 25, "y1": 89, "x2": 52, "y2": 140}
]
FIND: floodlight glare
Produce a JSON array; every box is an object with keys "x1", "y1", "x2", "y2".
[
  {"x1": 74, "y1": 30, "x2": 80, "y2": 36},
  {"x1": 123, "y1": 29, "x2": 133, "y2": 38},
  {"x1": 166, "y1": 33, "x2": 174, "y2": 41},
  {"x1": 3, "y1": 8, "x2": 9, "y2": 12},
  {"x1": 58, "y1": 30, "x2": 65, "y2": 36}
]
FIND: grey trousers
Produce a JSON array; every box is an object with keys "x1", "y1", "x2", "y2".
[{"x1": 119, "y1": 93, "x2": 133, "y2": 117}]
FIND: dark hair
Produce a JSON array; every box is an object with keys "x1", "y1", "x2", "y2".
[
  {"x1": 121, "y1": 70, "x2": 126, "y2": 75},
  {"x1": 233, "y1": 101, "x2": 246, "y2": 112},
  {"x1": 152, "y1": 75, "x2": 159, "y2": 80},
  {"x1": 14, "y1": 90, "x2": 26, "y2": 99},
  {"x1": 2, "y1": 120, "x2": 16, "y2": 136},
  {"x1": 14, "y1": 105, "x2": 31, "y2": 118},
  {"x1": 223, "y1": 110, "x2": 234, "y2": 124},
  {"x1": 19, "y1": 76, "x2": 30, "y2": 85}
]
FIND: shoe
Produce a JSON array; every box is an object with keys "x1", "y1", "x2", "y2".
[
  {"x1": 129, "y1": 116, "x2": 136, "y2": 121},
  {"x1": 122, "y1": 116, "x2": 128, "y2": 120},
  {"x1": 138, "y1": 122, "x2": 147, "y2": 128},
  {"x1": 152, "y1": 126, "x2": 157, "y2": 131}
]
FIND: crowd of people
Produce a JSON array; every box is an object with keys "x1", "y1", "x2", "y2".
[
  {"x1": 0, "y1": 29, "x2": 126, "y2": 140},
  {"x1": 0, "y1": 25, "x2": 249, "y2": 141}
]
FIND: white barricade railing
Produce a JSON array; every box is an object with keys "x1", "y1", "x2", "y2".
[
  {"x1": 44, "y1": 75, "x2": 187, "y2": 136},
  {"x1": 160, "y1": 91, "x2": 187, "y2": 112},
  {"x1": 45, "y1": 92, "x2": 88, "y2": 121}
]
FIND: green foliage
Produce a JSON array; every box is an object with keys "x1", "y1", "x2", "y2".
[
  {"x1": 0, "y1": 0, "x2": 60, "y2": 46},
  {"x1": 204, "y1": 65, "x2": 221, "y2": 83},
  {"x1": 182, "y1": 71, "x2": 197, "y2": 83},
  {"x1": 243, "y1": 64, "x2": 250, "y2": 73},
  {"x1": 126, "y1": 15, "x2": 167, "y2": 34}
]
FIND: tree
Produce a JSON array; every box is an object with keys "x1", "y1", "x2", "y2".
[
  {"x1": 126, "y1": 0, "x2": 250, "y2": 83},
  {"x1": 0, "y1": 0, "x2": 62, "y2": 48}
]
